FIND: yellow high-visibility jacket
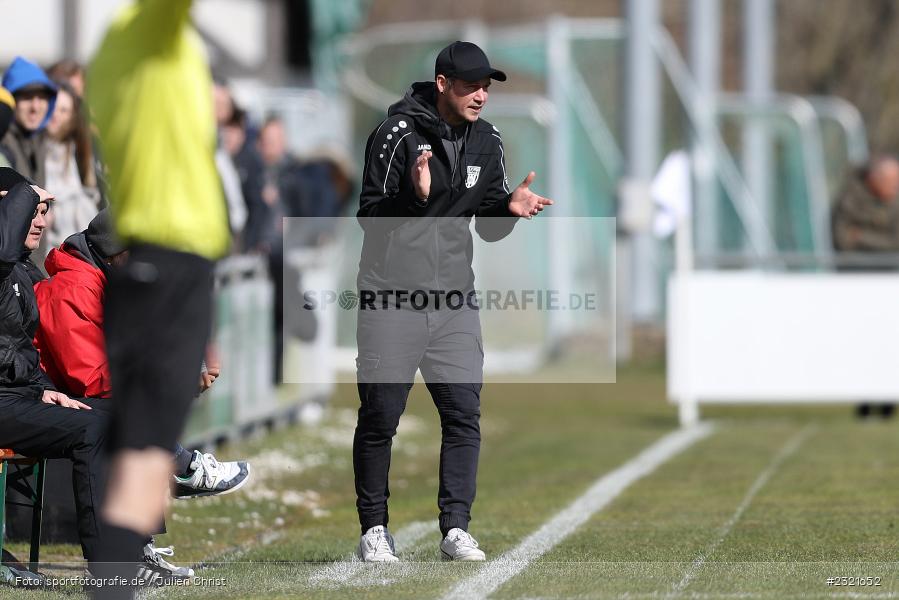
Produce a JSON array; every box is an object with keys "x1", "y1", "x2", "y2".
[{"x1": 87, "y1": 0, "x2": 229, "y2": 259}]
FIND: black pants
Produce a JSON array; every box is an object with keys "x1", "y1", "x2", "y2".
[
  {"x1": 104, "y1": 245, "x2": 214, "y2": 453},
  {"x1": 354, "y1": 307, "x2": 483, "y2": 536},
  {"x1": 0, "y1": 394, "x2": 111, "y2": 562}
]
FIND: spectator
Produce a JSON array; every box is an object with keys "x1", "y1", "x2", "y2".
[
  {"x1": 212, "y1": 78, "x2": 235, "y2": 129},
  {"x1": 257, "y1": 116, "x2": 313, "y2": 246},
  {"x1": 42, "y1": 81, "x2": 101, "y2": 266},
  {"x1": 832, "y1": 155, "x2": 899, "y2": 419},
  {"x1": 1, "y1": 56, "x2": 57, "y2": 185},
  {"x1": 224, "y1": 107, "x2": 266, "y2": 252},
  {"x1": 296, "y1": 144, "x2": 356, "y2": 244},
  {"x1": 211, "y1": 80, "x2": 247, "y2": 246},
  {"x1": 306, "y1": 143, "x2": 355, "y2": 217},
  {"x1": 46, "y1": 59, "x2": 86, "y2": 98},
  {"x1": 833, "y1": 155, "x2": 899, "y2": 252},
  {"x1": 256, "y1": 117, "x2": 314, "y2": 382}
]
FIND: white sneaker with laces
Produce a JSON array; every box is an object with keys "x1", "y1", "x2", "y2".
[
  {"x1": 137, "y1": 540, "x2": 194, "y2": 583},
  {"x1": 173, "y1": 451, "x2": 250, "y2": 499},
  {"x1": 356, "y1": 525, "x2": 399, "y2": 562},
  {"x1": 440, "y1": 528, "x2": 486, "y2": 561}
]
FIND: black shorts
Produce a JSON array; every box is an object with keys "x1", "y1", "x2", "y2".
[{"x1": 103, "y1": 244, "x2": 214, "y2": 452}]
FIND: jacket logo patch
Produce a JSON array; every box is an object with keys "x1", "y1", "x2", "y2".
[
  {"x1": 12, "y1": 283, "x2": 19, "y2": 297},
  {"x1": 417, "y1": 144, "x2": 431, "y2": 151},
  {"x1": 465, "y1": 166, "x2": 481, "y2": 189}
]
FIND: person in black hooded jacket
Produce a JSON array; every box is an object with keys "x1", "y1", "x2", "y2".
[
  {"x1": 352, "y1": 41, "x2": 553, "y2": 562},
  {"x1": 0, "y1": 167, "x2": 110, "y2": 568}
]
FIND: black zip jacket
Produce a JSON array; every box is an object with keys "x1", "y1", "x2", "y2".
[
  {"x1": 357, "y1": 81, "x2": 518, "y2": 296},
  {"x1": 0, "y1": 182, "x2": 55, "y2": 395}
]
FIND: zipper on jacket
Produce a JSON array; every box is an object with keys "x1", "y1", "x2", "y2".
[{"x1": 438, "y1": 130, "x2": 462, "y2": 294}]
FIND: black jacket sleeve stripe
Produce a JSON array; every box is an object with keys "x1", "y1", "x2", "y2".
[
  {"x1": 359, "y1": 116, "x2": 416, "y2": 222},
  {"x1": 360, "y1": 119, "x2": 403, "y2": 219},
  {"x1": 361, "y1": 118, "x2": 388, "y2": 184},
  {"x1": 491, "y1": 133, "x2": 511, "y2": 194},
  {"x1": 383, "y1": 131, "x2": 414, "y2": 194}
]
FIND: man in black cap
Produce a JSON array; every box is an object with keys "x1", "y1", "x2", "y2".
[{"x1": 352, "y1": 41, "x2": 552, "y2": 561}]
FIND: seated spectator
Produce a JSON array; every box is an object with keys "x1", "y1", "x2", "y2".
[
  {"x1": 41, "y1": 81, "x2": 101, "y2": 267},
  {"x1": 1, "y1": 57, "x2": 57, "y2": 185}
]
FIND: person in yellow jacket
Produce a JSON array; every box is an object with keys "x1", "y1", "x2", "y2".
[{"x1": 86, "y1": 1, "x2": 230, "y2": 596}]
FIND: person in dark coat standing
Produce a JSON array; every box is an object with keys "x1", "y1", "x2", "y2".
[{"x1": 352, "y1": 41, "x2": 553, "y2": 562}]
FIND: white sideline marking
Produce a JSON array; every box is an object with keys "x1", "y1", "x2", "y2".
[
  {"x1": 392, "y1": 520, "x2": 435, "y2": 554},
  {"x1": 442, "y1": 422, "x2": 716, "y2": 600},
  {"x1": 668, "y1": 424, "x2": 817, "y2": 597},
  {"x1": 307, "y1": 520, "x2": 434, "y2": 588}
]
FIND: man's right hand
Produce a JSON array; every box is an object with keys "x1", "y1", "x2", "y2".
[
  {"x1": 411, "y1": 150, "x2": 432, "y2": 202},
  {"x1": 199, "y1": 344, "x2": 221, "y2": 393}
]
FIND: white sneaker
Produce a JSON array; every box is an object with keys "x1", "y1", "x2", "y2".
[
  {"x1": 356, "y1": 525, "x2": 399, "y2": 562},
  {"x1": 137, "y1": 540, "x2": 194, "y2": 583},
  {"x1": 173, "y1": 451, "x2": 250, "y2": 499},
  {"x1": 440, "y1": 528, "x2": 486, "y2": 561}
]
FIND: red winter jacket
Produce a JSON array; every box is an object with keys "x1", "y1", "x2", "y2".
[{"x1": 33, "y1": 245, "x2": 111, "y2": 398}]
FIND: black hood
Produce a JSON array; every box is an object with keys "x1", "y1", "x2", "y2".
[
  {"x1": 61, "y1": 230, "x2": 107, "y2": 275},
  {"x1": 388, "y1": 82, "x2": 454, "y2": 139}
]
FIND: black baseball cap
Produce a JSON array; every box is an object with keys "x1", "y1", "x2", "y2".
[{"x1": 435, "y1": 41, "x2": 507, "y2": 82}]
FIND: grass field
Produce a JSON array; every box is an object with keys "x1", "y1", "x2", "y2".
[{"x1": 4, "y1": 362, "x2": 899, "y2": 599}]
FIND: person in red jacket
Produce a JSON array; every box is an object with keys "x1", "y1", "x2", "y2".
[{"x1": 32, "y1": 210, "x2": 251, "y2": 579}]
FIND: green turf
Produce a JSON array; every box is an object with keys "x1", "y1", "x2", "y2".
[{"x1": 3, "y1": 364, "x2": 898, "y2": 599}]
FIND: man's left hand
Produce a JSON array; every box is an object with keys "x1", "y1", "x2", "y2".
[
  {"x1": 42, "y1": 390, "x2": 92, "y2": 410},
  {"x1": 508, "y1": 171, "x2": 554, "y2": 219}
]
